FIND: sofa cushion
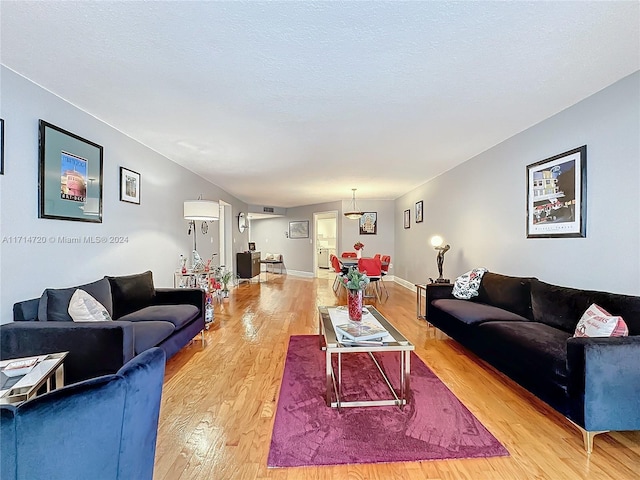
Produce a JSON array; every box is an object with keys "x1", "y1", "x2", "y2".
[
  {"x1": 478, "y1": 321, "x2": 571, "y2": 385},
  {"x1": 432, "y1": 299, "x2": 529, "y2": 325},
  {"x1": 475, "y1": 273, "x2": 536, "y2": 320},
  {"x1": 132, "y1": 321, "x2": 175, "y2": 354},
  {"x1": 68, "y1": 290, "x2": 113, "y2": 322},
  {"x1": 531, "y1": 279, "x2": 640, "y2": 335},
  {"x1": 38, "y1": 278, "x2": 113, "y2": 322},
  {"x1": 107, "y1": 271, "x2": 156, "y2": 319},
  {"x1": 574, "y1": 303, "x2": 628, "y2": 338},
  {"x1": 118, "y1": 305, "x2": 199, "y2": 330}
]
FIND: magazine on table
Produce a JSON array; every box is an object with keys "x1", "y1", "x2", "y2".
[{"x1": 335, "y1": 321, "x2": 388, "y2": 342}]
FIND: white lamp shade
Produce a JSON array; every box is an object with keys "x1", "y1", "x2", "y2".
[{"x1": 184, "y1": 200, "x2": 220, "y2": 220}]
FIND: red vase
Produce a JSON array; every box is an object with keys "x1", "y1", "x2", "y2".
[{"x1": 348, "y1": 289, "x2": 363, "y2": 321}]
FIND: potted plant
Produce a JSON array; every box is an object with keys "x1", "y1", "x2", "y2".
[
  {"x1": 343, "y1": 267, "x2": 370, "y2": 321},
  {"x1": 354, "y1": 241, "x2": 364, "y2": 259},
  {"x1": 221, "y1": 270, "x2": 233, "y2": 297}
]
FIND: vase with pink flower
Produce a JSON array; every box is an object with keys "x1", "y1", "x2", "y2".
[{"x1": 354, "y1": 241, "x2": 364, "y2": 259}]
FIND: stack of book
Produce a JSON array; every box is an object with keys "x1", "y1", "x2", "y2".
[{"x1": 334, "y1": 322, "x2": 389, "y2": 345}]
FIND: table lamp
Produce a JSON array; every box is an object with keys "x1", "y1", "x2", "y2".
[{"x1": 430, "y1": 235, "x2": 451, "y2": 284}]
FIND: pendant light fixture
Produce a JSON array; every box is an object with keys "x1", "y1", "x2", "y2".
[{"x1": 344, "y1": 188, "x2": 364, "y2": 220}]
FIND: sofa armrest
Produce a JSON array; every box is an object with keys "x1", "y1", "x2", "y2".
[
  {"x1": 426, "y1": 284, "x2": 454, "y2": 320},
  {"x1": 0, "y1": 321, "x2": 135, "y2": 385},
  {"x1": 566, "y1": 335, "x2": 640, "y2": 431}
]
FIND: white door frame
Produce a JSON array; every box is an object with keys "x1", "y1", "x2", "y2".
[
  {"x1": 218, "y1": 200, "x2": 233, "y2": 271},
  {"x1": 313, "y1": 210, "x2": 338, "y2": 277}
]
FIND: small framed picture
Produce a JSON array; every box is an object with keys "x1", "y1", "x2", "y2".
[
  {"x1": 359, "y1": 212, "x2": 377, "y2": 235},
  {"x1": 526, "y1": 146, "x2": 586, "y2": 238},
  {"x1": 120, "y1": 167, "x2": 141, "y2": 204},
  {"x1": 415, "y1": 200, "x2": 423, "y2": 223},
  {"x1": 289, "y1": 220, "x2": 309, "y2": 239},
  {"x1": 403, "y1": 209, "x2": 410, "y2": 229}
]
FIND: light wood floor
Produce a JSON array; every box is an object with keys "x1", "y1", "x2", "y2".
[{"x1": 154, "y1": 275, "x2": 640, "y2": 479}]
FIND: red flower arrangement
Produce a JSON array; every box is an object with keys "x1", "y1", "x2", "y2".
[{"x1": 354, "y1": 241, "x2": 364, "y2": 251}]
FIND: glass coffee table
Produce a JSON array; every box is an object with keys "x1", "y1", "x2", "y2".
[
  {"x1": 0, "y1": 352, "x2": 68, "y2": 405},
  {"x1": 318, "y1": 306, "x2": 414, "y2": 409}
]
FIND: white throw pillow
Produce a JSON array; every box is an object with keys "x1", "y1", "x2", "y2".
[
  {"x1": 68, "y1": 289, "x2": 112, "y2": 322},
  {"x1": 574, "y1": 303, "x2": 628, "y2": 338},
  {"x1": 452, "y1": 267, "x2": 488, "y2": 300}
]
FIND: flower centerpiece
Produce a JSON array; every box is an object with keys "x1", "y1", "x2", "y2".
[
  {"x1": 343, "y1": 266, "x2": 370, "y2": 321},
  {"x1": 354, "y1": 241, "x2": 364, "y2": 259}
]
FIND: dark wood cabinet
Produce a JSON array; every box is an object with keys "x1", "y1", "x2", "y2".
[{"x1": 237, "y1": 252, "x2": 261, "y2": 279}]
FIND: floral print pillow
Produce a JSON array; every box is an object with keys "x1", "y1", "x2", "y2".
[{"x1": 452, "y1": 267, "x2": 488, "y2": 300}]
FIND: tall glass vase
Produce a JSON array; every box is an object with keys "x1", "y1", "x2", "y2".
[
  {"x1": 347, "y1": 289, "x2": 363, "y2": 321},
  {"x1": 356, "y1": 249, "x2": 362, "y2": 259}
]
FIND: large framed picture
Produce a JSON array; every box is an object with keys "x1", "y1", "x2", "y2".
[
  {"x1": 403, "y1": 209, "x2": 410, "y2": 229},
  {"x1": 120, "y1": 167, "x2": 141, "y2": 204},
  {"x1": 289, "y1": 220, "x2": 309, "y2": 239},
  {"x1": 415, "y1": 200, "x2": 423, "y2": 223},
  {"x1": 359, "y1": 212, "x2": 377, "y2": 235},
  {"x1": 0, "y1": 118, "x2": 4, "y2": 175},
  {"x1": 526, "y1": 146, "x2": 586, "y2": 238},
  {"x1": 39, "y1": 120, "x2": 103, "y2": 223}
]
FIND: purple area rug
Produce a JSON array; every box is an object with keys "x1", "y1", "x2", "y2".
[{"x1": 267, "y1": 335, "x2": 508, "y2": 467}]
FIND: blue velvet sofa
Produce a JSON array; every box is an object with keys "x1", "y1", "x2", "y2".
[
  {"x1": 1, "y1": 271, "x2": 205, "y2": 384},
  {"x1": 426, "y1": 272, "x2": 640, "y2": 452},
  {"x1": 1, "y1": 347, "x2": 166, "y2": 480}
]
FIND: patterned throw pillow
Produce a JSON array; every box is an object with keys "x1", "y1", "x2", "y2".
[
  {"x1": 574, "y1": 303, "x2": 628, "y2": 338},
  {"x1": 452, "y1": 268, "x2": 489, "y2": 300},
  {"x1": 68, "y1": 289, "x2": 113, "y2": 322}
]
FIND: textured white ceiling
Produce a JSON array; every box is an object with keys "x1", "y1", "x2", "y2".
[{"x1": 1, "y1": 1, "x2": 638, "y2": 207}]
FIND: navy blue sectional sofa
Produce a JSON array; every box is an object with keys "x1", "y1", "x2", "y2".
[
  {"x1": 1, "y1": 271, "x2": 204, "y2": 384},
  {"x1": 426, "y1": 272, "x2": 640, "y2": 452}
]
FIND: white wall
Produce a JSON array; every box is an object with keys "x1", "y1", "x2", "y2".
[
  {"x1": 0, "y1": 67, "x2": 249, "y2": 322},
  {"x1": 395, "y1": 71, "x2": 640, "y2": 294}
]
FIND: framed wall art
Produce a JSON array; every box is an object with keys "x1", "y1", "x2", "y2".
[
  {"x1": 120, "y1": 167, "x2": 141, "y2": 204},
  {"x1": 403, "y1": 209, "x2": 410, "y2": 229},
  {"x1": 39, "y1": 120, "x2": 103, "y2": 223},
  {"x1": 289, "y1": 220, "x2": 309, "y2": 239},
  {"x1": 359, "y1": 212, "x2": 377, "y2": 235},
  {"x1": 0, "y1": 118, "x2": 4, "y2": 175},
  {"x1": 526, "y1": 145, "x2": 586, "y2": 238},
  {"x1": 415, "y1": 200, "x2": 423, "y2": 223}
]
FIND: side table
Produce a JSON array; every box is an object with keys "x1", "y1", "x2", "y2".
[{"x1": 0, "y1": 352, "x2": 68, "y2": 404}]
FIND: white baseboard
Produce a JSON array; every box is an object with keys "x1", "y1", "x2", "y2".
[
  {"x1": 286, "y1": 270, "x2": 315, "y2": 278},
  {"x1": 392, "y1": 276, "x2": 420, "y2": 292}
]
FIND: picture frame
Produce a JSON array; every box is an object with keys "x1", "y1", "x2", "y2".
[
  {"x1": 526, "y1": 145, "x2": 586, "y2": 238},
  {"x1": 119, "y1": 167, "x2": 141, "y2": 204},
  {"x1": 415, "y1": 200, "x2": 423, "y2": 223},
  {"x1": 403, "y1": 209, "x2": 410, "y2": 229},
  {"x1": 0, "y1": 118, "x2": 4, "y2": 175},
  {"x1": 289, "y1": 220, "x2": 309, "y2": 239},
  {"x1": 359, "y1": 212, "x2": 377, "y2": 235},
  {"x1": 38, "y1": 120, "x2": 103, "y2": 223}
]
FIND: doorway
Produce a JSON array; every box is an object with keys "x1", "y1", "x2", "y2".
[
  {"x1": 313, "y1": 211, "x2": 338, "y2": 279},
  {"x1": 219, "y1": 200, "x2": 233, "y2": 272}
]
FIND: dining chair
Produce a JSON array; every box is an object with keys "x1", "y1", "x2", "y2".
[
  {"x1": 330, "y1": 254, "x2": 345, "y2": 294},
  {"x1": 357, "y1": 257, "x2": 383, "y2": 302},
  {"x1": 374, "y1": 253, "x2": 381, "y2": 260},
  {"x1": 341, "y1": 252, "x2": 357, "y2": 258},
  {"x1": 379, "y1": 255, "x2": 391, "y2": 299}
]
